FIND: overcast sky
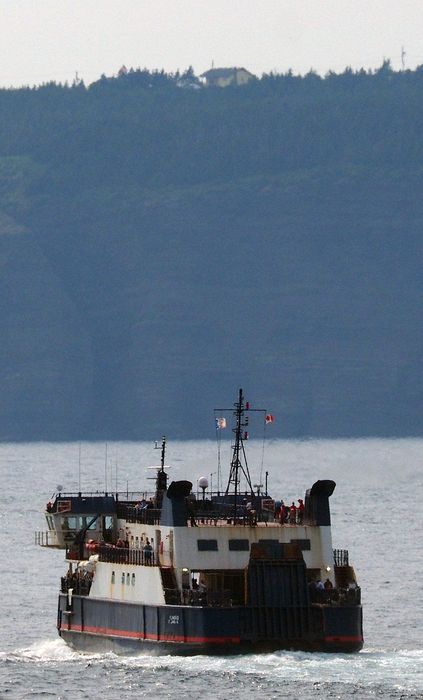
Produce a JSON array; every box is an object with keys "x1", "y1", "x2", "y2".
[{"x1": 1, "y1": 0, "x2": 423, "y2": 87}]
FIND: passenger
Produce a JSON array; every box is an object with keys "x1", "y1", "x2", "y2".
[
  {"x1": 143, "y1": 538, "x2": 153, "y2": 565},
  {"x1": 297, "y1": 498, "x2": 305, "y2": 524},
  {"x1": 198, "y1": 580, "x2": 207, "y2": 604},
  {"x1": 274, "y1": 500, "x2": 281, "y2": 521},
  {"x1": 324, "y1": 578, "x2": 333, "y2": 590},
  {"x1": 282, "y1": 502, "x2": 289, "y2": 523},
  {"x1": 316, "y1": 580, "x2": 324, "y2": 591},
  {"x1": 308, "y1": 579, "x2": 317, "y2": 601},
  {"x1": 191, "y1": 577, "x2": 199, "y2": 590},
  {"x1": 289, "y1": 502, "x2": 297, "y2": 523}
]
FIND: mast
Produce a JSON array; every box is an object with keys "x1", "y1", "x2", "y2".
[
  {"x1": 155, "y1": 436, "x2": 168, "y2": 507},
  {"x1": 160, "y1": 435, "x2": 166, "y2": 471},
  {"x1": 225, "y1": 389, "x2": 254, "y2": 518}
]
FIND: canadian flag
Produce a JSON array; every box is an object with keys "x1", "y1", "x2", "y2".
[{"x1": 265, "y1": 414, "x2": 274, "y2": 424}]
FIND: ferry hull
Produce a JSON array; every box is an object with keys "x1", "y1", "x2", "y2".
[{"x1": 58, "y1": 594, "x2": 363, "y2": 655}]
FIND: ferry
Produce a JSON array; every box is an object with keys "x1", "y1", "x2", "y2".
[{"x1": 35, "y1": 390, "x2": 363, "y2": 654}]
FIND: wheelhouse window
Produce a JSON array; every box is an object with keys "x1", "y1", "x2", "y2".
[
  {"x1": 61, "y1": 516, "x2": 77, "y2": 530},
  {"x1": 197, "y1": 539, "x2": 218, "y2": 551},
  {"x1": 79, "y1": 516, "x2": 97, "y2": 530},
  {"x1": 229, "y1": 539, "x2": 249, "y2": 551}
]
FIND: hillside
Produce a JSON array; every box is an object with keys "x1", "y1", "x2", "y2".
[{"x1": 0, "y1": 65, "x2": 422, "y2": 439}]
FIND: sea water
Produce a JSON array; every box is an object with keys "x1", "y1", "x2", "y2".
[{"x1": 0, "y1": 438, "x2": 422, "y2": 699}]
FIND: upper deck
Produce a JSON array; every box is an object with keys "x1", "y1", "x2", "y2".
[{"x1": 35, "y1": 478, "x2": 335, "y2": 562}]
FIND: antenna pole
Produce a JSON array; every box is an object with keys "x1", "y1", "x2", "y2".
[
  {"x1": 115, "y1": 447, "x2": 118, "y2": 494},
  {"x1": 225, "y1": 389, "x2": 254, "y2": 520},
  {"x1": 104, "y1": 443, "x2": 108, "y2": 494},
  {"x1": 78, "y1": 442, "x2": 81, "y2": 494},
  {"x1": 233, "y1": 388, "x2": 242, "y2": 517},
  {"x1": 155, "y1": 436, "x2": 168, "y2": 508},
  {"x1": 161, "y1": 435, "x2": 166, "y2": 470}
]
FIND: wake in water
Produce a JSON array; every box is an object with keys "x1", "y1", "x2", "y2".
[
  {"x1": 2, "y1": 640, "x2": 423, "y2": 699},
  {"x1": 116, "y1": 647, "x2": 423, "y2": 694},
  {"x1": 0, "y1": 638, "x2": 103, "y2": 665}
]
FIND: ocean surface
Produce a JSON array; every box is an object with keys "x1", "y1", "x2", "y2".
[{"x1": 0, "y1": 438, "x2": 422, "y2": 699}]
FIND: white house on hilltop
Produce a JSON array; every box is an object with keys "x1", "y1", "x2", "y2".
[{"x1": 200, "y1": 67, "x2": 256, "y2": 88}]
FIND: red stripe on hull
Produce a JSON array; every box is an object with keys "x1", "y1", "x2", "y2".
[
  {"x1": 324, "y1": 636, "x2": 363, "y2": 643},
  {"x1": 61, "y1": 624, "x2": 240, "y2": 645}
]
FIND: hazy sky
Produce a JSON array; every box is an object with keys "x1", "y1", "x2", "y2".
[{"x1": 1, "y1": 0, "x2": 423, "y2": 87}]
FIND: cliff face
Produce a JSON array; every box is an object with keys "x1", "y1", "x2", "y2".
[
  {"x1": 0, "y1": 225, "x2": 93, "y2": 439},
  {"x1": 0, "y1": 70, "x2": 422, "y2": 439}
]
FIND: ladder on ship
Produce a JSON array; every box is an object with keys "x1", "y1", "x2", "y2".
[{"x1": 160, "y1": 567, "x2": 179, "y2": 604}]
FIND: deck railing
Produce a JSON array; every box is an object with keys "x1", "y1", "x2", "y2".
[
  {"x1": 98, "y1": 545, "x2": 156, "y2": 566},
  {"x1": 309, "y1": 586, "x2": 361, "y2": 606},
  {"x1": 163, "y1": 588, "x2": 233, "y2": 607},
  {"x1": 34, "y1": 530, "x2": 60, "y2": 547},
  {"x1": 60, "y1": 576, "x2": 92, "y2": 596},
  {"x1": 333, "y1": 549, "x2": 349, "y2": 567},
  {"x1": 117, "y1": 504, "x2": 161, "y2": 525}
]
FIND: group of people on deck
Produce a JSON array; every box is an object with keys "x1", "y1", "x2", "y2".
[
  {"x1": 110, "y1": 535, "x2": 153, "y2": 564},
  {"x1": 276, "y1": 498, "x2": 305, "y2": 524}
]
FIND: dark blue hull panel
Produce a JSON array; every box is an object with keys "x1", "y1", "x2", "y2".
[{"x1": 58, "y1": 594, "x2": 363, "y2": 654}]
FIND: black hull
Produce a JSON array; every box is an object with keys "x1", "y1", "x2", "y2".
[{"x1": 58, "y1": 594, "x2": 363, "y2": 655}]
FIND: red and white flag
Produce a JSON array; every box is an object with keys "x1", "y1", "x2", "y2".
[
  {"x1": 216, "y1": 417, "x2": 227, "y2": 429},
  {"x1": 265, "y1": 414, "x2": 274, "y2": 424}
]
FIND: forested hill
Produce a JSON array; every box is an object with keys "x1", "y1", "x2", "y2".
[{"x1": 0, "y1": 64, "x2": 422, "y2": 440}]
